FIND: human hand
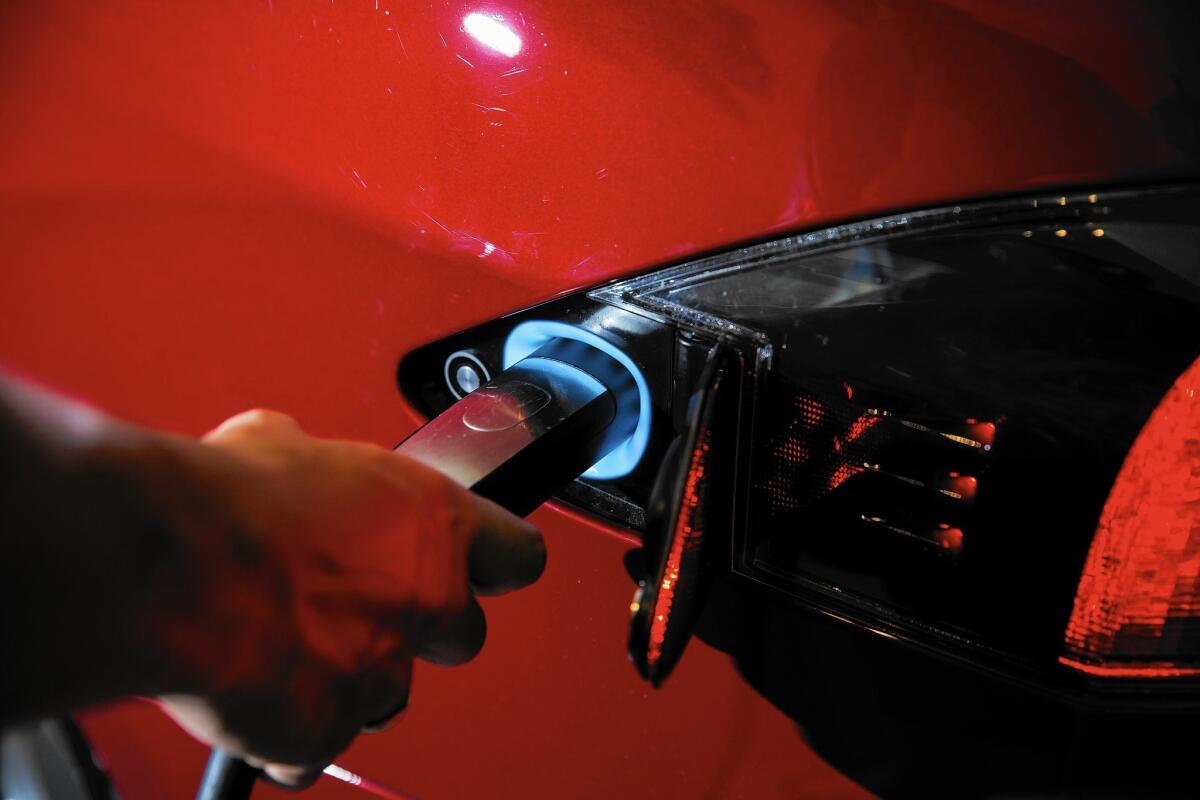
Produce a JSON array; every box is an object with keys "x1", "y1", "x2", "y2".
[{"x1": 155, "y1": 410, "x2": 544, "y2": 787}]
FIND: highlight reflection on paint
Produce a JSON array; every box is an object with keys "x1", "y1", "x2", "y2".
[{"x1": 463, "y1": 12, "x2": 522, "y2": 57}]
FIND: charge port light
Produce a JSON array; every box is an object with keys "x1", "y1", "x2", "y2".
[{"x1": 503, "y1": 321, "x2": 650, "y2": 480}]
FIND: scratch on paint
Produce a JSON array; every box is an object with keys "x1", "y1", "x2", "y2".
[
  {"x1": 438, "y1": 32, "x2": 447, "y2": 48},
  {"x1": 417, "y1": 210, "x2": 452, "y2": 234},
  {"x1": 500, "y1": 65, "x2": 528, "y2": 78},
  {"x1": 471, "y1": 102, "x2": 509, "y2": 113},
  {"x1": 391, "y1": 28, "x2": 408, "y2": 59},
  {"x1": 456, "y1": 53, "x2": 476, "y2": 68},
  {"x1": 350, "y1": 169, "x2": 368, "y2": 190},
  {"x1": 595, "y1": 167, "x2": 609, "y2": 179}
]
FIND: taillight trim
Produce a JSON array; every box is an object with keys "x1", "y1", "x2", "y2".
[{"x1": 593, "y1": 185, "x2": 1197, "y2": 336}]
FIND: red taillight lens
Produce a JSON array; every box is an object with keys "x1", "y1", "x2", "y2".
[{"x1": 1061, "y1": 355, "x2": 1200, "y2": 677}]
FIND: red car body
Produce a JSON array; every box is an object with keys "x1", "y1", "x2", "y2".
[{"x1": 2, "y1": 2, "x2": 1197, "y2": 797}]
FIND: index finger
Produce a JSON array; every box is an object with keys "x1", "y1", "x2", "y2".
[{"x1": 467, "y1": 494, "x2": 546, "y2": 596}]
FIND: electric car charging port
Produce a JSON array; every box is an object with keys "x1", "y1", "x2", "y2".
[{"x1": 397, "y1": 297, "x2": 683, "y2": 530}]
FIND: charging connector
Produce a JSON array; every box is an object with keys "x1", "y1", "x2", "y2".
[{"x1": 397, "y1": 336, "x2": 641, "y2": 516}]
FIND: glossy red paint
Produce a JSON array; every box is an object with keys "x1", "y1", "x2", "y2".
[{"x1": 0, "y1": 1, "x2": 1195, "y2": 797}]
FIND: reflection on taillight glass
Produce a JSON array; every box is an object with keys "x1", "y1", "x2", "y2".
[
  {"x1": 1061, "y1": 355, "x2": 1200, "y2": 678},
  {"x1": 936, "y1": 524, "x2": 964, "y2": 552},
  {"x1": 759, "y1": 385, "x2": 985, "y2": 555}
]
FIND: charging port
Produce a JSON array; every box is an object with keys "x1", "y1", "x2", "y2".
[{"x1": 397, "y1": 336, "x2": 642, "y2": 516}]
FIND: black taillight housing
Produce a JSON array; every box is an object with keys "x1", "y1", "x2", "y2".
[{"x1": 400, "y1": 184, "x2": 1200, "y2": 699}]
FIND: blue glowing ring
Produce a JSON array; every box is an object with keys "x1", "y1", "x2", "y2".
[{"x1": 504, "y1": 320, "x2": 650, "y2": 480}]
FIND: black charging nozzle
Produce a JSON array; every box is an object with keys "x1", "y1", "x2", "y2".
[{"x1": 399, "y1": 336, "x2": 639, "y2": 515}]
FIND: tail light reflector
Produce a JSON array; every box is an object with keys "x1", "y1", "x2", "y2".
[{"x1": 645, "y1": 428, "x2": 711, "y2": 672}]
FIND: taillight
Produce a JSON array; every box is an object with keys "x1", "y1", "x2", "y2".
[
  {"x1": 399, "y1": 184, "x2": 1200, "y2": 695},
  {"x1": 1061, "y1": 355, "x2": 1200, "y2": 678}
]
